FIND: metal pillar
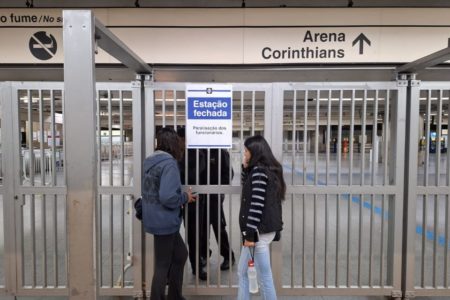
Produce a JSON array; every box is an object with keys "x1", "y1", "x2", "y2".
[
  {"x1": 401, "y1": 73, "x2": 421, "y2": 300},
  {"x1": 63, "y1": 9, "x2": 151, "y2": 299},
  {"x1": 143, "y1": 78, "x2": 155, "y2": 296},
  {"x1": 1, "y1": 83, "x2": 17, "y2": 300},
  {"x1": 131, "y1": 74, "x2": 151, "y2": 299},
  {"x1": 270, "y1": 83, "x2": 284, "y2": 291},
  {"x1": 63, "y1": 10, "x2": 97, "y2": 300},
  {"x1": 388, "y1": 77, "x2": 408, "y2": 300}
]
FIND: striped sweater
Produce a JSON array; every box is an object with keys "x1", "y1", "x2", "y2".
[{"x1": 241, "y1": 166, "x2": 268, "y2": 241}]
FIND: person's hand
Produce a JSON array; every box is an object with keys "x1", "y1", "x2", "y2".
[
  {"x1": 243, "y1": 240, "x2": 255, "y2": 247},
  {"x1": 187, "y1": 187, "x2": 197, "y2": 203}
]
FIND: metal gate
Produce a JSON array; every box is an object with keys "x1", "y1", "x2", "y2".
[
  {"x1": 0, "y1": 81, "x2": 144, "y2": 297},
  {"x1": 145, "y1": 81, "x2": 406, "y2": 298},
  {"x1": 0, "y1": 82, "x2": 68, "y2": 297},
  {"x1": 146, "y1": 82, "x2": 273, "y2": 295},
  {"x1": 1, "y1": 79, "x2": 450, "y2": 299},
  {"x1": 95, "y1": 82, "x2": 143, "y2": 297},
  {"x1": 402, "y1": 81, "x2": 450, "y2": 299},
  {"x1": 273, "y1": 82, "x2": 405, "y2": 298}
]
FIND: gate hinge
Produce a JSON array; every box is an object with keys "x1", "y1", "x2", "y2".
[
  {"x1": 396, "y1": 72, "x2": 420, "y2": 86},
  {"x1": 143, "y1": 79, "x2": 153, "y2": 88},
  {"x1": 15, "y1": 195, "x2": 25, "y2": 206},
  {"x1": 404, "y1": 290, "x2": 416, "y2": 299},
  {"x1": 396, "y1": 80, "x2": 408, "y2": 87},
  {"x1": 410, "y1": 80, "x2": 421, "y2": 87},
  {"x1": 132, "y1": 73, "x2": 153, "y2": 88},
  {"x1": 391, "y1": 290, "x2": 402, "y2": 298},
  {"x1": 131, "y1": 80, "x2": 141, "y2": 88},
  {"x1": 134, "y1": 290, "x2": 145, "y2": 300},
  {"x1": 138, "y1": 73, "x2": 153, "y2": 83}
]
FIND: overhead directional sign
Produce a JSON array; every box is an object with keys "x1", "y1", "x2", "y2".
[
  {"x1": 185, "y1": 84, "x2": 233, "y2": 149},
  {"x1": 1, "y1": 8, "x2": 450, "y2": 64}
]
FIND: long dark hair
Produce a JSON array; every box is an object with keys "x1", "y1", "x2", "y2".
[
  {"x1": 244, "y1": 135, "x2": 286, "y2": 200},
  {"x1": 155, "y1": 127, "x2": 182, "y2": 161}
]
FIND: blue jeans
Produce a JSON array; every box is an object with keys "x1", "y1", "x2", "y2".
[{"x1": 237, "y1": 233, "x2": 276, "y2": 300}]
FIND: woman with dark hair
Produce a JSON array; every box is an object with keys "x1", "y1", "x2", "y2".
[
  {"x1": 141, "y1": 127, "x2": 196, "y2": 300},
  {"x1": 238, "y1": 135, "x2": 285, "y2": 300}
]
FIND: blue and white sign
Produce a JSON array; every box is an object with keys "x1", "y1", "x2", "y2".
[{"x1": 186, "y1": 84, "x2": 233, "y2": 149}]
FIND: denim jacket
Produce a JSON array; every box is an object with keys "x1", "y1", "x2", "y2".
[{"x1": 142, "y1": 151, "x2": 187, "y2": 235}]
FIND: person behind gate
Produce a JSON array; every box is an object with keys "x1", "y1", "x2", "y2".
[
  {"x1": 203, "y1": 148, "x2": 236, "y2": 271},
  {"x1": 238, "y1": 135, "x2": 285, "y2": 300},
  {"x1": 177, "y1": 127, "x2": 209, "y2": 281},
  {"x1": 141, "y1": 127, "x2": 196, "y2": 300},
  {"x1": 178, "y1": 126, "x2": 236, "y2": 279}
]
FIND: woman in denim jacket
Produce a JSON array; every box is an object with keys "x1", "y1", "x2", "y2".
[{"x1": 142, "y1": 127, "x2": 196, "y2": 300}]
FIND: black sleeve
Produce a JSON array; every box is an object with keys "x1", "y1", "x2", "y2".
[
  {"x1": 241, "y1": 165, "x2": 249, "y2": 186},
  {"x1": 134, "y1": 197, "x2": 142, "y2": 220},
  {"x1": 186, "y1": 149, "x2": 206, "y2": 184},
  {"x1": 220, "y1": 150, "x2": 233, "y2": 184}
]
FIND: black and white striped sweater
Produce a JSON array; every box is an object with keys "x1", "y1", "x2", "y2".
[{"x1": 240, "y1": 166, "x2": 269, "y2": 242}]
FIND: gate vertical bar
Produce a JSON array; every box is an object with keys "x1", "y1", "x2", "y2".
[
  {"x1": 348, "y1": 89, "x2": 355, "y2": 287},
  {"x1": 51, "y1": 89, "x2": 58, "y2": 287},
  {"x1": 381, "y1": 89, "x2": 390, "y2": 287},
  {"x1": 63, "y1": 10, "x2": 97, "y2": 300},
  {"x1": 336, "y1": 90, "x2": 343, "y2": 287},
  {"x1": 401, "y1": 75, "x2": 420, "y2": 300},
  {"x1": 290, "y1": 89, "x2": 297, "y2": 287},
  {"x1": 132, "y1": 75, "x2": 149, "y2": 298},
  {"x1": 119, "y1": 90, "x2": 125, "y2": 288},
  {"x1": 144, "y1": 79, "x2": 154, "y2": 296},
  {"x1": 446, "y1": 88, "x2": 450, "y2": 289},
  {"x1": 10, "y1": 86, "x2": 24, "y2": 290},
  {"x1": 96, "y1": 90, "x2": 103, "y2": 288},
  {"x1": 38, "y1": 90, "x2": 48, "y2": 287},
  {"x1": 313, "y1": 90, "x2": 319, "y2": 287},
  {"x1": 433, "y1": 90, "x2": 443, "y2": 288},
  {"x1": 325, "y1": 90, "x2": 331, "y2": 287}
]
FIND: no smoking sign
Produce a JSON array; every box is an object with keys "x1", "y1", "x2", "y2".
[{"x1": 29, "y1": 31, "x2": 57, "y2": 60}]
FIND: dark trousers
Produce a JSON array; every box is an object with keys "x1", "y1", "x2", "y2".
[
  {"x1": 207, "y1": 194, "x2": 232, "y2": 258},
  {"x1": 182, "y1": 197, "x2": 207, "y2": 270},
  {"x1": 151, "y1": 232, "x2": 188, "y2": 300}
]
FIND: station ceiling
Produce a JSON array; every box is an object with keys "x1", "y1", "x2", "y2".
[{"x1": 1, "y1": 0, "x2": 450, "y2": 8}]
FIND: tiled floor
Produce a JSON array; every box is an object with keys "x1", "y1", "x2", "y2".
[
  {"x1": 2, "y1": 296, "x2": 447, "y2": 299},
  {"x1": 1, "y1": 153, "x2": 450, "y2": 299}
]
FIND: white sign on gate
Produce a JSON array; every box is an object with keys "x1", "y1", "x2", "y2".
[{"x1": 186, "y1": 84, "x2": 233, "y2": 149}]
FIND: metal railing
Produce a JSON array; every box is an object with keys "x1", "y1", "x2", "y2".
[
  {"x1": 1, "y1": 80, "x2": 450, "y2": 299},
  {"x1": 6, "y1": 82, "x2": 68, "y2": 296},
  {"x1": 148, "y1": 83, "x2": 270, "y2": 295},
  {"x1": 95, "y1": 83, "x2": 139, "y2": 296},
  {"x1": 405, "y1": 82, "x2": 450, "y2": 298},
  {"x1": 277, "y1": 82, "x2": 404, "y2": 298},
  {"x1": 22, "y1": 149, "x2": 64, "y2": 185}
]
